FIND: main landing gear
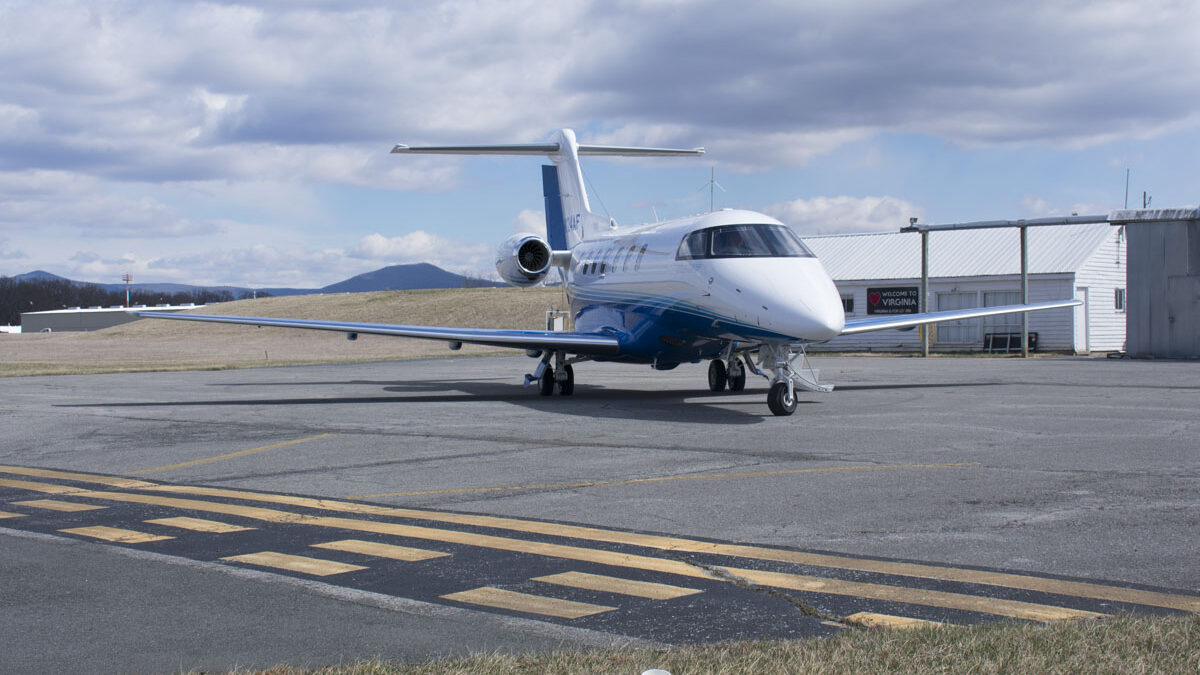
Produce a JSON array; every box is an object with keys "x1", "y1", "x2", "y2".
[
  {"x1": 707, "y1": 355, "x2": 747, "y2": 392},
  {"x1": 526, "y1": 350, "x2": 578, "y2": 396}
]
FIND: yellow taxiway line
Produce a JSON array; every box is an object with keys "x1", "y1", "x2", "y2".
[
  {"x1": 349, "y1": 462, "x2": 982, "y2": 498},
  {"x1": 133, "y1": 433, "x2": 336, "y2": 475}
]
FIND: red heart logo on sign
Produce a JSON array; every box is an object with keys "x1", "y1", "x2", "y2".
[{"x1": 868, "y1": 292, "x2": 881, "y2": 305}]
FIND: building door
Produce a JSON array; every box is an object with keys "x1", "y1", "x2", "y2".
[
  {"x1": 1074, "y1": 286, "x2": 1090, "y2": 353},
  {"x1": 936, "y1": 291, "x2": 978, "y2": 345}
]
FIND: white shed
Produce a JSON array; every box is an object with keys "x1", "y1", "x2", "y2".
[{"x1": 801, "y1": 223, "x2": 1126, "y2": 353}]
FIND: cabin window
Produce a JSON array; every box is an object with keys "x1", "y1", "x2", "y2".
[
  {"x1": 676, "y1": 224, "x2": 815, "y2": 260},
  {"x1": 635, "y1": 244, "x2": 648, "y2": 271}
]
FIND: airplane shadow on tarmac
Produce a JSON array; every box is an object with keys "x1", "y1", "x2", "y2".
[
  {"x1": 62, "y1": 378, "x2": 1003, "y2": 425},
  {"x1": 61, "y1": 377, "x2": 809, "y2": 425}
]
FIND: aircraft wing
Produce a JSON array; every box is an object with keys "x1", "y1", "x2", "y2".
[
  {"x1": 839, "y1": 299, "x2": 1081, "y2": 336},
  {"x1": 126, "y1": 311, "x2": 621, "y2": 355}
]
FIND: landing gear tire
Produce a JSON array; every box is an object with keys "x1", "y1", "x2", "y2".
[
  {"x1": 708, "y1": 359, "x2": 728, "y2": 392},
  {"x1": 557, "y1": 363, "x2": 575, "y2": 396},
  {"x1": 539, "y1": 365, "x2": 555, "y2": 396},
  {"x1": 728, "y1": 360, "x2": 746, "y2": 392},
  {"x1": 767, "y1": 381, "x2": 797, "y2": 416}
]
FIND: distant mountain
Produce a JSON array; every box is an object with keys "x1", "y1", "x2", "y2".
[
  {"x1": 321, "y1": 263, "x2": 503, "y2": 293},
  {"x1": 13, "y1": 270, "x2": 70, "y2": 283},
  {"x1": 6, "y1": 263, "x2": 504, "y2": 297}
]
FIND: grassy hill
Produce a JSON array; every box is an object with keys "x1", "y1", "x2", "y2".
[{"x1": 2, "y1": 287, "x2": 566, "y2": 376}]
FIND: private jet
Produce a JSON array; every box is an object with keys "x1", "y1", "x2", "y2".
[{"x1": 134, "y1": 129, "x2": 1079, "y2": 415}]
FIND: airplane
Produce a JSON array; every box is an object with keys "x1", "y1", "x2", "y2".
[{"x1": 133, "y1": 129, "x2": 1080, "y2": 416}]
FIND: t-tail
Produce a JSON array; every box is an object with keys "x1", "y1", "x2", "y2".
[{"x1": 392, "y1": 128, "x2": 703, "y2": 248}]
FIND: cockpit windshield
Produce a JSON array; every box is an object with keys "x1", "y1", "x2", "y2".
[{"x1": 676, "y1": 224, "x2": 815, "y2": 260}]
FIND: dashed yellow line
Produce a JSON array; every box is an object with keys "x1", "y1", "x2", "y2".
[
  {"x1": 222, "y1": 551, "x2": 366, "y2": 577},
  {"x1": 534, "y1": 571, "x2": 702, "y2": 600},
  {"x1": 60, "y1": 526, "x2": 172, "y2": 544},
  {"x1": 0, "y1": 510, "x2": 26, "y2": 519},
  {"x1": 442, "y1": 587, "x2": 615, "y2": 619},
  {"x1": 13, "y1": 499, "x2": 105, "y2": 512},
  {"x1": 132, "y1": 433, "x2": 336, "y2": 474},
  {"x1": 145, "y1": 517, "x2": 255, "y2": 533},
  {"x1": 349, "y1": 462, "x2": 982, "y2": 498},
  {"x1": 845, "y1": 612, "x2": 944, "y2": 629},
  {"x1": 312, "y1": 539, "x2": 450, "y2": 562}
]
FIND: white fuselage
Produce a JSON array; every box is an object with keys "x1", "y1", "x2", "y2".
[{"x1": 560, "y1": 209, "x2": 845, "y2": 367}]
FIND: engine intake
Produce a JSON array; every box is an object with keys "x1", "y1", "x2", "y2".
[{"x1": 496, "y1": 233, "x2": 553, "y2": 287}]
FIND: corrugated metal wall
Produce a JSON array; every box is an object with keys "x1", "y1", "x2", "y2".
[{"x1": 1126, "y1": 218, "x2": 1200, "y2": 358}]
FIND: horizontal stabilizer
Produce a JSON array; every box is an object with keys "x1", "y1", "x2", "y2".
[{"x1": 392, "y1": 142, "x2": 703, "y2": 157}]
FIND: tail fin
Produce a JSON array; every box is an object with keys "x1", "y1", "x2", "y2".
[{"x1": 392, "y1": 128, "x2": 703, "y2": 248}]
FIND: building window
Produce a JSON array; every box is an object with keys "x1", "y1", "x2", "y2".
[
  {"x1": 841, "y1": 294, "x2": 855, "y2": 315},
  {"x1": 1115, "y1": 288, "x2": 1126, "y2": 312}
]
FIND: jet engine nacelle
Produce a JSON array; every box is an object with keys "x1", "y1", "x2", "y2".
[{"x1": 496, "y1": 233, "x2": 554, "y2": 287}]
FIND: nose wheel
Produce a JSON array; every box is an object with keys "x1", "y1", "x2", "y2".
[{"x1": 767, "y1": 381, "x2": 797, "y2": 416}]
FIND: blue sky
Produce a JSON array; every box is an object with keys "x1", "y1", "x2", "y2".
[{"x1": 1, "y1": 0, "x2": 1196, "y2": 287}]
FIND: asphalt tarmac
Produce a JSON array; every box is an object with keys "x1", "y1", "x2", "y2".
[{"x1": 2, "y1": 354, "x2": 1198, "y2": 673}]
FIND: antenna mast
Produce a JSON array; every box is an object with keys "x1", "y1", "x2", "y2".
[{"x1": 701, "y1": 167, "x2": 725, "y2": 212}]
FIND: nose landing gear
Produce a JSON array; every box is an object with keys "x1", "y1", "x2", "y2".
[{"x1": 754, "y1": 344, "x2": 834, "y2": 416}]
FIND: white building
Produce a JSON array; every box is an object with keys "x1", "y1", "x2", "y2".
[
  {"x1": 801, "y1": 223, "x2": 1126, "y2": 353},
  {"x1": 20, "y1": 304, "x2": 204, "y2": 333}
]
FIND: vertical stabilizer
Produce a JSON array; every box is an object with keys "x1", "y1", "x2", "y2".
[{"x1": 541, "y1": 165, "x2": 568, "y2": 250}]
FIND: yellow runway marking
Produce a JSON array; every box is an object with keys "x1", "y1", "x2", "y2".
[
  {"x1": 0, "y1": 465, "x2": 155, "y2": 489},
  {"x1": 350, "y1": 462, "x2": 982, "y2": 498},
  {"x1": 442, "y1": 587, "x2": 615, "y2": 619},
  {"x1": 133, "y1": 433, "x2": 336, "y2": 474},
  {"x1": 136, "y1": 481, "x2": 1200, "y2": 614},
  {"x1": 222, "y1": 551, "x2": 366, "y2": 577},
  {"x1": 13, "y1": 499, "x2": 104, "y2": 512},
  {"x1": 0, "y1": 477, "x2": 1111, "y2": 622},
  {"x1": 6, "y1": 471, "x2": 1200, "y2": 616},
  {"x1": 845, "y1": 612, "x2": 944, "y2": 629},
  {"x1": 60, "y1": 526, "x2": 172, "y2": 544},
  {"x1": 723, "y1": 567, "x2": 1100, "y2": 623},
  {"x1": 0, "y1": 510, "x2": 26, "y2": 519},
  {"x1": 312, "y1": 539, "x2": 450, "y2": 562},
  {"x1": 145, "y1": 517, "x2": 255, "y2": 533},
  {"x1": 534, "y1": 571, "x2": 702, "y2": 600}
]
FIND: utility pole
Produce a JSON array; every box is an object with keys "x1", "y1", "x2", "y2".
[{"x1": 121, "y1": 273, "x2": 132, "y2": 308}]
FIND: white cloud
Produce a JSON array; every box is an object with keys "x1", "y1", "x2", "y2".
[
  {"x1": 763, "y1": 196, "x2": 925, "y2": 236},
  {"x1": 512, "y1": 209, "x2": 546, "y2": 237},
  {"x1": 2, "y1": 0, "x2": 1198, "y2": 282}
]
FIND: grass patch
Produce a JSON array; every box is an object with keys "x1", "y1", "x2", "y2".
[
  {"x1": 1, "y1": 287, "x2": 560, "y2": 377},
  {"x1": 208, "y1": 614, "x2": 1198, "y2": 675}
]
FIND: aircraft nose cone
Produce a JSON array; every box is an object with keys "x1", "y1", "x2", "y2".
[{"x1": 767, "y1": 261, "x2": 844, "y2": 341}]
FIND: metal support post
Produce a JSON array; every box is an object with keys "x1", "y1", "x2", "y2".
[
  {"x1": 921, "y1": 230, "x2": 930, "y2": 357},
  {"x1": 1020, "y1": 225, "x2": 1029, "y2": 358}
]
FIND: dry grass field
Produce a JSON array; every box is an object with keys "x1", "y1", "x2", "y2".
[{"x1": 0, "y1": 287, "x2": 566, "y2": 377}]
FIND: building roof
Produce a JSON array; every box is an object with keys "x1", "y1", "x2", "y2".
[{"x1": 801, "y1": 223, "x2": 1115, "y2": 281}]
